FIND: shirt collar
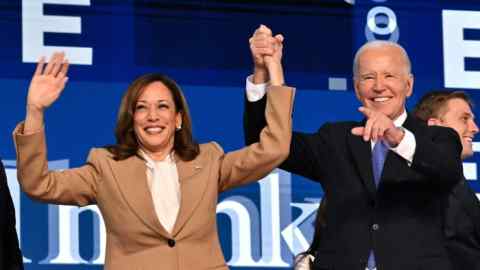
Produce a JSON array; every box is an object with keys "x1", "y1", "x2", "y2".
[
  {"x1": 393, "y1": 109, "x2": 407, "y2": 127},
  {"x1": 138, "y1": 149, "x2": 174, "y2": 170}
]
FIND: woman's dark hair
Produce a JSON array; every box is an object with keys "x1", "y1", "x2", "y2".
[
  {"x1": 107, "y1": 73, "x2": 199, "y2": 161},
  {"x1": 295, "y1": 198, "x2": 327, "y2": 268}
]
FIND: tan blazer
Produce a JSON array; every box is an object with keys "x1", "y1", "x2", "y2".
[{"x1": 13, "y1": 86, "x2": 294, "y2": 270}]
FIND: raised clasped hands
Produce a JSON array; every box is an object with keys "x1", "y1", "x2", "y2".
[
  {"x1": 351, "y1": 107, "x2": 405, "y2": 146},
  {"x1": 249, "y1": 24, "x2": 284, "y2": 86},
  {"x1": 27, "y1": 52, "x2": 70, "y2": 112}
]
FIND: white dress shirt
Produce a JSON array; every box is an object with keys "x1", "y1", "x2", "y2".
[{"x1": 141, "y1": 151, "x2": 180, "y2": 234}]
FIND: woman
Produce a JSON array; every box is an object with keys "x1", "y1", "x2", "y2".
[{"x1": 13, "y1": 46, "x2": 293, "y2": 269}]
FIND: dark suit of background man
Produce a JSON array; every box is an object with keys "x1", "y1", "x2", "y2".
[
  {"x1": 0, "y1": 159, "x2": 23, "y2": 270},
  {"x1": 244, "y1": 25, "x2": 463, "y2": 270},
  {"x1": 413, "y1": 91, "x2": 480, "y2": 269}
]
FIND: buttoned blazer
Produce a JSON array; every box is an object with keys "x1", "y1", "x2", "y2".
[
  {"x1": 14, "y1": 86, "x2": 294, "y2": 270},
  {"x1": 244, "y1": 96, "x2": 463, "y2": 270},
  {"x1": 0, "y1": 160, "x2": 23, "y2": 270}
]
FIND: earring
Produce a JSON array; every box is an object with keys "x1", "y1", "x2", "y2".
[{"x1": 176, "y1": 125, "x2": 182, "y2": 131}]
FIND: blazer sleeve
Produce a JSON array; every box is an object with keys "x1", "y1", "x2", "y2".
[
  {"x1": 0, "y1": 161, "x2": 23, "y2": 270},
  {"x1": 244, "y1": 89, "x2": 328, "y2": 182},
  {"x1": 13, "y1": 123, "x2": 101, "y2": 206},
  {"x1": 450, "y1": 179, "x2": 480, "y2": 239},
  {"x1": 217, "y1": 85, "x2": 294, "y2": 192}
]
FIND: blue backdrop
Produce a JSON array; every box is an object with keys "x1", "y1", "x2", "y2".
[{"x1": 1, "y1": 0, "x2": 480, "y2": 269}]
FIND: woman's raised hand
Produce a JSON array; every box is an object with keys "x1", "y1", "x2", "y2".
[
  {"x1": 24, "y1": 52, "x2": 70, "y2": 133},
  {"x1": 27, "y1": 52, "x2": 70, "y2": 112}
]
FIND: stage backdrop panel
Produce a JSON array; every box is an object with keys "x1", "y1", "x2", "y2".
[{"x1": 0, "y1": 0, "x2": 479, "y2": 269}]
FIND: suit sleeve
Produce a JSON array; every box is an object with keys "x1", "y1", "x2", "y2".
[
  {"x1": 216, "y1": 86, "x2": 294, "y2": 192},
  {"x1": 450, "y1": 179, "x2": 480, "y2": 239},
  {"x1": 244, "y1": 93, "x2": 328, "y2": 182},
  {"x1": 412, "y1": 126, "x2": 463, "y2": 185},
  {"x1": 13, "y1": 123, "x2": 101, "y2": 206},
  {"x1": 0, "y1": 161, "x2": 23, "y2": 270}
]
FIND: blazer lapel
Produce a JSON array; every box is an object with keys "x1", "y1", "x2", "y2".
[
  {"x1": 172, "y1": 153, "x2": 209, "y2": 236},
  {"x1": 347, "y1": 130, "x2": 376, "y2": 199},
  {"x1": 107, "y1": 155, "x2": 170, "y2": 238}
]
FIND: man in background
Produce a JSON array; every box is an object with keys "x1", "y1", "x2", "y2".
[
  {"x1": 0, "y1": 159, "x2": 23, "y2": 270},
  {"x1": 414, "y1": 91, "x2": 480, "y2": 269}
]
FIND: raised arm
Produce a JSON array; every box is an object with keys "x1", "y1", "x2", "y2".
[
  {"x1": 217, "y1": 26, "x2": 293, "y2": 191},
  {"x1": 219, "y1": 85, "x2": 294, "y2": 192},
  {"x1": 14, "y1": 53, "x2": 100, "y2": 206},
  {"x1": 244, "y1": 24, "x2": 284, "y2": 145},
  {"x1": 244, "y1": 25, "x2": 324, "y2": 181},
  {"x1": 24, "y1": 52, "x2": 69, "y2": 134}
]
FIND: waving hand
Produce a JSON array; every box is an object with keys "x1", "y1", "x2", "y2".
[
  {"x1": 27, "y1": 52, "x2": 69, "y2": 111},
  {"x1": 24, "y1": 52, "x2": 70, "y2": 133}
]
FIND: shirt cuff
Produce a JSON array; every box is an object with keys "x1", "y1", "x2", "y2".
[
  {"x1": 390, "y1": 127, "x2": 415, "y2": 165},
  {"x1": 294, "y1": 254, "x2": 315, "y2": 269},
  {"x1": 245, "y1": 75, "x2": 268, "y2": 102}
]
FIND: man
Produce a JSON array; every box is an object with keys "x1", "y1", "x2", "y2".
[
  {"x1": 244, "y1": 25, "x2": 463, "y2": 270},
  {"x1": 0, "y1": 159, "x2": 23, "y2": 270},
  {"x1": 413, "y1": 91, "x2": 480, "y2": 269}
]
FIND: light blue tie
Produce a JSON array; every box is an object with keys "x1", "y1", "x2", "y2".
[
  {"x1": 367, "y1": 140, "x2": 389, "y2": 270},
  {"x1": 372, "y1": 140, "x2": 388, "y2": 187}
]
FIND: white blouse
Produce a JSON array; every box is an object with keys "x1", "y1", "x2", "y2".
[{"x1": 141, "y1": 151, "x2": 180, "y2": 234}]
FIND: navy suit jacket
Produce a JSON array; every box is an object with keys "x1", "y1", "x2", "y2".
[
  {"x1": 244, "y1": 96, "x2": 463, "y2": 270},
  {"x1": 444, "y1": 178, "x2": 480, "y2": 269},
  {"x1": 0, "y1": 160, "x2": 23, "y2": 270}
]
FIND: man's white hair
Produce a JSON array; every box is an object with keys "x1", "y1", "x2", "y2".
[{"x1": 353, "y1": 40, "x2": 412, "y2": 78}]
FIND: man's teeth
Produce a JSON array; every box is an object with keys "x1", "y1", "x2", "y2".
[
  {"x1": 373, "y1": 97, "x2": 390, "y2": 102},
  {"x1": 464, "y1": 137, "x2": 473, "y2": 142}
]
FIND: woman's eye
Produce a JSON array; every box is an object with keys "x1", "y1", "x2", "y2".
[{"x1": 135, "y1": 105, "x2": 146, "y2": 110}]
